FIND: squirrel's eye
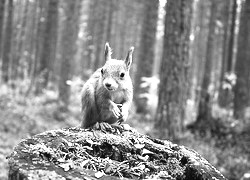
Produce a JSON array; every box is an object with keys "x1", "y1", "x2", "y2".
[
  {"x1": 120, "y1": 72, "x2": 125, "y2": 78},
  {"x1": 101, "y1": 69, "x2": 104, "y2": 74}
]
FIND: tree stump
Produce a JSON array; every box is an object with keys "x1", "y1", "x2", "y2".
[{"x1": 8, "y1": 127, "x2": 227, "y2": 180}]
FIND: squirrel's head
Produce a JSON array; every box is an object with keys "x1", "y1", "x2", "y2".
[{"x1": 101, "y1": 42, "x2": 134, "y2": 91}]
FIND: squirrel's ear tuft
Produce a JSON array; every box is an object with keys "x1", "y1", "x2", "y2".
[
  {"x1": 104, "y1": 42, "x2": 112, "y2": 61},
  {"x1": 125, "y1": 46, "x2": 134, "y2": 70}
]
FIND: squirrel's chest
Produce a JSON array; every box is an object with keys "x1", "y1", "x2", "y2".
[{"x1": 110, "y1": 91, "x2": 125, "y2": 104}]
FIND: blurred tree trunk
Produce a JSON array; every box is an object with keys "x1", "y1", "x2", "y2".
[
  {"x1": 190, "y1": 0, "x2": 207, "y2": 105},
  {"x1": 112, "y1": 0, "x2": 129, "y2": 58},
  {"x1": 33, "y1": 0, "x2": 48, "y2": 94},
  {"x1": 218, "y1": 0, "x2": 237, "y2": 107},
  {"x1": 234, "y1": 0, "x2": 250, "y2": 119},
  {"x1": 25, "y1": 0, "x2": 39, "y2": 96},
  {"x1": 38, "y1": 0, "x2": 58, "y2": 90},
  {"x1": 155, "y1": 0, "x2": 193, "y2": 140},
  {"x1": 85, "y1": 0, "x2": 98, "y2": 71},
  {"x1": 191, "y1": 0, "x2": 210, "y2": 107},
  {"x1": 12, "y1": 0, "x2": 29, "y2": 80},
  {"x1": 93, "y1": 0, "x2": 109, "y2": 70},
  {"x1": 196, "y1": 0, "x2": 217, "y2": 129},
  {"x1": 0, "y1": 0, "x2": 6, "y2": 59},
  {"x1": 128, "y1": 0, "x2": 144, "y2": 79},
  {"x1": 221, "y1": 1, "x2": 231, "y2": 74},
  {"x1": 1, "y1": 0, "x2": 13, "y2": 83},
  {"x1": 108, "y1": 0, "x2": 120, "y2": 50},
  {"x1": 134, "y1": 0, "x2": 159, "y2": 113},
  {"x1": 26, "y1": 0, "x2": 39, "y2": 76},
  {"x1": 218, "y1": 0, "x2": 231, "y2": 94},
  {"x1": 106, "y1": 0, "x2": 115, "y2": 44},
  {"x1": 112, "y1": 0, "x2": 121, "y2": 57},
  {"x1": 227, "y1": 0, "x2": 237, "y2": 73},
  {"x1": 58, "y1": 0, "x2": 80, "y2": 110},
  {"x1": 118, "y1": 2, "x2": 128, "y2": 57}
]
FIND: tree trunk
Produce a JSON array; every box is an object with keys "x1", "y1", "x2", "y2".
[
  {"x1": 227, "y1": 0, "x2": 237, "y2": 73},
  {"x1": 155, "y1": 0, "x2": 193, "y2": 140},
  {"x1": 1, "y1": 0, "x2": 13, "y2": 83},
  {"x1": 234, "y1": 0, "x2": 250, "y2": 119},
  {"x1": 38, "y1": 0, "x2": 59, "y2": 89},
  {"x1": 189, "y1": 0, "x2": 209, "y2": 109},
  {"x1": 134, "y1": 0, "x2": 159, "y2": 113},
  {"x1": 106, "y1": 0, "x2": 115, "y2": 43},
  {"x1": 218, "y1": 0, "x2": 237, "y2": 107},
  {"x1": 217, "y1": 0, "x2": 230, "y2": 108},
  {"x1": 33, "y1": 0, "x2": 48, "y2": 94},
  {"x1": 118, "y1": 3, "x2": 128, "y2": 58},
  {"x1": 195, "y1": 0, "x2": 217, "y2": 131},
  {"x1": 192, "y1": 1, "x2": 210, "y2": 108},
  {"x1": 93, "y1": 0, "x2": 108, "y2": 70},
  {"x1": 58, "y1": 0, "x2": 79, "y2": 111},
  {"x1": 0, "y1": 0, "x2": 6, "y2": 59},
  {"x1": 8, "y1": 127, "x2": 227, "y2": 180},
  {"x1": 84, "y1": 0, "x2": 98, "y2": 71},
  {"x1": 112, "y1": 0, "x2": 121, "y2": 57},
  {"x1": 11, "y1": 0, "x2": 29, "y2": 80},
  {"x1": 28, "y1": 0, "x2": 38, "y2": 72},
  {"x1": 25, "y1": 0, "x2": 40, "y2": 95}
]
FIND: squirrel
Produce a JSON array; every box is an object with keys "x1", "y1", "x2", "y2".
[{"x1": 81, "y1": 42, "x2": 134, "y2": 129}]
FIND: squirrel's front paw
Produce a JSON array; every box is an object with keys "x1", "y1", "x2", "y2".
[
  {"x1": 109, "y1": 101, "x2": 122, "y2": 119},
  {"x1": 117, "y1": 105, "x2": 128, "y2": 124}
]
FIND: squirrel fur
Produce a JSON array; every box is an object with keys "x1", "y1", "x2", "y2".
[{"x1": 81, "y1": 43, "x2": 134, "y2": 128}]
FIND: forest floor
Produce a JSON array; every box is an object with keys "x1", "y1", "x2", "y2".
[
  {"x1": 0, "y1": 86, "x2": 80, "y2": 180},
  {"x1": 0, "y1": 85, "x2": 249, "y2": 180}
]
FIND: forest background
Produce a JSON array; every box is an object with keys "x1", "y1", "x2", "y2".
[{"x1": 0, "y1": 0, "x2": 250, "y2": 180}]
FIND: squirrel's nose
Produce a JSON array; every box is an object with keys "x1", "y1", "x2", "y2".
[{"x1": 105, "y1": 83, "x2": 111, "y2": 88}]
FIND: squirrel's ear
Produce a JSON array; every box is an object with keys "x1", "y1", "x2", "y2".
[
  {"x1": 104, "y1": 42, "x2": 112, "y2": 61},
  {"x1": 125, "y1": 46, "x2": 134, "y2": 70}
]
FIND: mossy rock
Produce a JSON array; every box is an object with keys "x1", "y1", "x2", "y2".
[{"x1": 8, "y1": 127, "x2": 227, "y2": 180}]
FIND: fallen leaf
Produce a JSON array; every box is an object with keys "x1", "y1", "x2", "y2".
[
  {"x1": 134, "y1": 144, "x2": 145, "y2": 149},
  {"x1": 57, "y1": 158, "x2": 65, "y2": 163},
  {"x1": 83, "y1": 146, "x2": 93, "y2": 151},
  {"x1": 138, "y1": 155, "x2": 149, "y2": 161},
  {"x1": 95, "y1": 171, "x2": 104, "y2": 178},
  {"x1": 104, "y1": 165, "x2": 112, "y2": 174},
  {"x1": 142, "y1": 149, "x2": 154, "y2": 155},
  {"x1": 59, "y1": 163, "x2": 71, "y2": 171},
  {"x1": 86, "y1": 139, "x2": 94, "y2": 145},
  {"x1": 80, "y1": 159, "x2": 89, "y2": 168}
]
